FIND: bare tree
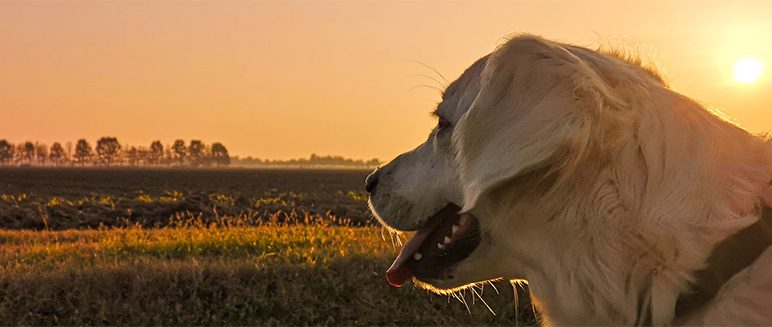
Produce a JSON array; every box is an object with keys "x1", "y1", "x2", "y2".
[
  {"x1": 96, "y1": 137, "x2": 121, "y2": 166},
  {"x1": 49, "y1": 143, "x2": 66, "y2": 165},
  {"x1": 0, "y1": 140, "x2": 12, "y2": 165},
  {"x1": 74, "y1": 139, "x2": 93, "y2": 165},
  {"x1": 172, "y1": 139, "x2": 186, "y2": 165},
  {"x1": 210, "y1": 142, "x2": 230, "y2": 167}
]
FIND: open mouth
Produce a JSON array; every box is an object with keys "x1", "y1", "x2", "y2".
[{"x1": 386, "y1": 204, "x2": 481, "y2": 287}]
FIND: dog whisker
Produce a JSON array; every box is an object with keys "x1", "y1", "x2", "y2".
[
  {"x1": 450, "y1": 291, "x2": 463, "y2": 306},
  {"x1": 471, "y1": 286, "x2": 496, "y2": 316},
  {"x1": 408, "y1": 84, "x2": 444, "y2": 96},
  {"x1": 403, "y1": 60, "x2": 450, "y2": 86},
  {"x1": 459, "y1": 290, "x2": 471, "y2": 315},
  {"x1": 487, "y1": 281, "x2": 500, "y2": 295},
  {"x1": 379, "y1": 225, "x2": 387, "y2": 242},
  {"x1": 511, "y1": 280, "x2": 521, "y2": 327},
  {"x1": 405, "y1": 73, "x2": 448, "y2": 90}
]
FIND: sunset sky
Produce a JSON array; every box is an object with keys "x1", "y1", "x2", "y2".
[{"x1": 1, "y1": 1, "x2": 770, "y2": 161}]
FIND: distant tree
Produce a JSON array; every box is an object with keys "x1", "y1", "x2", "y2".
[
  {"x1": 0, "y1": 140, "x2": 12, "y2": 165},
  {"x1": 172, "y1": 139, "x2": 187, "y2": 165},
  {"x1": 122, "y1": 143, "x2": 130, "y2": 165},
  {"x1": 164, "y1": 146, "x2": 173, "y2": 166},
  {"x1": 234, "y1": 156, "x2": 264, "y2": 166},
  {"x1": 35, "y1": 143, "x2": 48, "y2": 166},
  {"x1": 188, "y1": 140, "x2": 204, "y2": 167},
  {"x1": 95, "y1": 137, "x2": 121, "y2": 166},
  {"x1": 0, "y1": 138, "x2": 232, "y2": 168},
  {"x1": 210, "y1": 142, "x2": 230, "y2": 167},
  {"x1": 49, "y1": 142, "x2": 66, "y2": 165},
  {"x1": 65, "y1": 141, "x2": 73, "y2": 164},
  {"x1": 16, "y1": 142, "x2": 35, "y2": 165},
  {"x1": 200, "y1": 144, "x2": 211, "y2": 167},
  {"x1": 126, "y1": 146, "x2": 139, "y2": 166},
  {"x1": 366, "y1": 158, "x2": 380, "y2": 167},
  {"x1": 74, "y1": 139, "x2": 93, "y2": 165},
  {"x1": 149, "y1": 141, "x2": 164, "y2": 165},
  {"x1": 232, "y1": 154, "x2": 379, "y2": 168},
  {"x1": 137, "y1": 147, "x2": 150, "y2": 165}
]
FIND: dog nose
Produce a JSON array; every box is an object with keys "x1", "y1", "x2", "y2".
[{"x1": 365, "y1": 170, "x2": 380, "y2": 193}]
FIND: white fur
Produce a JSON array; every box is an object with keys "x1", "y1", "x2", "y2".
[{"x1": 369, "y1": 35, "x2": 772, "y2": 325}]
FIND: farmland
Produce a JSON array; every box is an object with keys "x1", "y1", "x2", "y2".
[
  {"x1": 0, "y1": 168, "x2": 372, "y2": 229},
  {"x1": 0, "y1": 168, "x2": 537, "y2": 325}
]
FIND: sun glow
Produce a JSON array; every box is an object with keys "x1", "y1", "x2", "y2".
[{"x1": 733, "y1": 57, "x2": 764, "y2": 84}]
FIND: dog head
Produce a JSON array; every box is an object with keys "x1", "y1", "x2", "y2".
[
  {"x1": 368, "y1": 35, "x2": 772, "y2": 324},
  {"x1": 368, "y1": 36, "x2": 633, "y2": 290}
]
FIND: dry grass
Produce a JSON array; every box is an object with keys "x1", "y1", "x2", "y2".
[{"x1": 0, "y1": 223, "x2": 538, "y2": 325}]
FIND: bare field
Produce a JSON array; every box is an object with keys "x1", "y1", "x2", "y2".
[{"x1": 0, "y1": 168, "x2": 372, "y2": 229}]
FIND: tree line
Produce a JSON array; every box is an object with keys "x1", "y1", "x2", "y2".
[
  {"x1": 232, "y1": 153, "x2": 380, "y2": 168},
  {"x1": 0, "y1": 138, "x2": 230, "y2": 167}
]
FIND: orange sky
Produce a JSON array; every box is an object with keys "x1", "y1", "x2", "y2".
[{"x1": 1, "y1": 1, "x2": 770, "y2": 161}]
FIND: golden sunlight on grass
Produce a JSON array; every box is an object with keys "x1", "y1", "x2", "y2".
[
  {"x1": 0, "y1": 223, "x2": 535, "y2": 325},
  {"x1": 733, "y1": 57, "x2": 764, "y2": 84}
]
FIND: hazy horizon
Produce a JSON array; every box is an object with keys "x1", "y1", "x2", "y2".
[
  {"x1": 0, "y1": 137, "x2": 380, "y2": 162},
  {"x1": 2, "y1": 1, "x2": 771, "y2": 161}
]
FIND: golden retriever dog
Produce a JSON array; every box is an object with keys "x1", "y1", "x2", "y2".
[{"x1": 366, "y1": 35, "x2": 772, "y2": 325}]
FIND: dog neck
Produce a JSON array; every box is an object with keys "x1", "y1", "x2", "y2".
[
  {"x1": 489, "y1": 167, "x2": 772, "y2": 325},
  {"x1": 507, "y1": 193, "x2": 772, "y2": 326},
  {"x1": 484, "y1": 172, "x2": 664, "y2": 325},
  {"x1": 674, "y1": 205, "x2": 772, "y2": 320}
]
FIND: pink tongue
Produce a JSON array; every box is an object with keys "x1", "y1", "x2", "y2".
[{"x1": 386, "y1": 226, "x2": 435, "y2": 287}]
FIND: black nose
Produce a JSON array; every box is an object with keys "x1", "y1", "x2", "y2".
[{"x1": 365, "y1": 169, "x2": 380, "y2": 193}]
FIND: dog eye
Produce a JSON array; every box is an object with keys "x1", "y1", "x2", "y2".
[{"x1": 438, "y1": 117, "x2": 452, "y2": 130}]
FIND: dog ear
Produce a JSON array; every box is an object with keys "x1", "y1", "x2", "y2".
[{"x1": 453, "y1": 37, "x2": 614, "y2": 211}]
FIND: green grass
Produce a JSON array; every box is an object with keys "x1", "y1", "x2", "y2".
[{"x1": 0, "y1": 224, "x2": 537, "y2": 325}]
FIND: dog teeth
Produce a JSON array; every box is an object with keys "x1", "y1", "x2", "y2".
[
  {"x1": 452, "y1": 224, "x2": 459, "y2": 234},
  {"x1": 413, "y1": 253, "x2": 422, "y2": 260},
  {"x1": 444, "y1": 236, "x2": 452, "y2": 244},
  {"x1": 437, "y1": 242, "x2": 445, "y2": 250}
]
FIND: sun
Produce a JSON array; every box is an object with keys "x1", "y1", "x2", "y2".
[{"x1": 733, "y1": 57, "x2": 764, "y2": 84}]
